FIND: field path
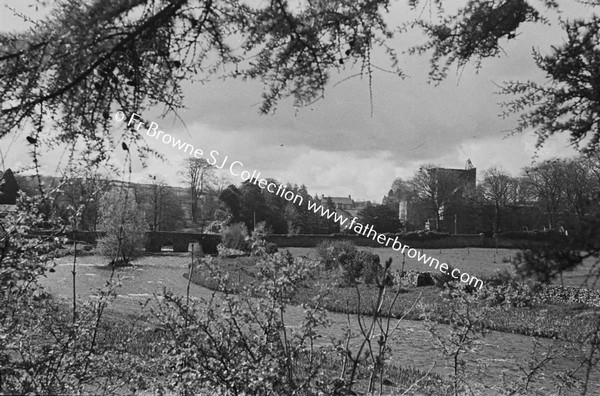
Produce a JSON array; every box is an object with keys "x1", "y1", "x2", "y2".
[{"x1": 39, "y1": 253, "x2": 600, "y2": 395}]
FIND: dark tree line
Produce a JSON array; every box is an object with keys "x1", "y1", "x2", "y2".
[
  {"x1": 385, "y1": 154, "x2": 600, "y2": 234},
  {"x1": 219, "y1": 181, "x2": 341, "y2": 234}
]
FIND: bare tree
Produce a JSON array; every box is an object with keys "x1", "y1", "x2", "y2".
[
  {"x1": 390, "y1": 177, "x2": 414, "y2": 199},
  {"x1": 410, "y1": 164, "x2": 460, "y2": 231},
  {"x1": 561, "y1": 158, "x2": 597, "y2": 227},
  {"x1": 180, "y1": 158, "x2": 213, "y2": 230},
  {"x1": 60, "y1": 172, "x2": 110, "y2": 232},
  {"x1": 583, "y1": 152, "x2": 600, "y2": 183},
  {"x1": 523, "y1": 160, "x2": 565, "y2": 230},
  {"x1": 582, "y1": 152, "x2": 600, "y2": 214},
  {"x1": 212, "y1": 172, "x2": 231, "y2": 196},
  {"x1": 384, "y1": 177, "x2": 416, "y2": 205},
  {"x1": 479, "y1": 167, "x2": 517, "y2": 233},
  {"x1": 145, "y1": 175, "x2": 167, "y2": 231}
]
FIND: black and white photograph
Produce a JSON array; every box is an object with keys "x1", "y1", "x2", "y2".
[{"x1": 1, "y1": 0, "x2": 600, "y2": 394}]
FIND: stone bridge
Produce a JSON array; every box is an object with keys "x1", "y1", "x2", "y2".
[{"x1": 145, "y1": 232, "x2": 221, "y2": 254}]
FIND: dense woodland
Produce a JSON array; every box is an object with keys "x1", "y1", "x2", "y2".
[{"x1": 382, "y1": 155, "x2": 600, "y2": 234}]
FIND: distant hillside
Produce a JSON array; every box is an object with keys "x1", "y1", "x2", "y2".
[{"x1": 14, "y1": 173, "x2": 194, "y2": 227}]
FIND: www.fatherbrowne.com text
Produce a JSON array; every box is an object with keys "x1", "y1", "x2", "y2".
[{"x1": 120, "y1": 112, "x2": 484, "y2": 289}]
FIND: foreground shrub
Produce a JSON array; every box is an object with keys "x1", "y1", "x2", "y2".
[
  {"x1": 1, "y1": 193, "x2": 152, "y2": 394},
  {"x1": 338, "y1": 251, "x2": 363, "y2": 285},
  {"x1": 244, "y1": 221, "x2": 280, "y2": 256},
  {"x1": 170, "y1": 253, "x2": 450, "y2": 395},
  {"x1": 355, "y1": 251, "x2": 382, "y2": 284},
  {"x1": 153, "y1": 252, "x2": 335, "y2": 395},
  {"x1": 220, "y1": 222, "x2": 249, "y2": 251},
  {"x1": 316, "y1": 241, "x2": 385, "y2": 285}
]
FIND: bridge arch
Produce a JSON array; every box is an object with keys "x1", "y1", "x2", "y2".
[{"x1": 145, "y1": 232, "x2": 221, "y2": 254}]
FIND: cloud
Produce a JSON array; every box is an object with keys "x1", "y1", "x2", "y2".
[
  {"x1": 116, "y1": 116, "x2": 578, "y2": 204},
  {"x1": 0, "y1": 0, "x2": 592, "y2": 204}
]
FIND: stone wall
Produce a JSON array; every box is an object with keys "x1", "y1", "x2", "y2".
[{"x1": 265, "y1": 233, "x2": 548, "y2": 249}]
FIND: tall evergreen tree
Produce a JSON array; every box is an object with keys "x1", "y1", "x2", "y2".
[{"x1": 0, "y1": 169, "x2": 19, "y2": 205}]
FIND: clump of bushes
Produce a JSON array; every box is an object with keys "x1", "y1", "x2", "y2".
[
  {"x1": 483, "y1": 281, "x2": 542, "y2": 307},
  {"x1": 247, "y1": 221, "x2": 279, "y2": 256},
  {"x1": 248, "y1": 239, "x2": 279, "y2": 256},
  {"x1": 220, "y1": 222, "x2": 249, "y2": 252},
  {"x1": 475, "y1": 270, "x2": 543, "y2": 307},
  {"x1": 315, "y1": 240, "x2": 384, "y2": 285}
]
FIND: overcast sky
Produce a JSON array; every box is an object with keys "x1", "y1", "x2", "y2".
[{"x1": 0, "y1": 1, "x2": 589, "y2": 202}]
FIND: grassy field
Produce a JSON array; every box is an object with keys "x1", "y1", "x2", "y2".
[
  {"x1": 287, "y1": 246, "x2": 600, "y2": 289},
  {"x1": 189, "y1": 250, "x2": 600, "y2": 341},
  {"x1": 38, "y1": 248, "x2": 600, "y2": 394}
]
